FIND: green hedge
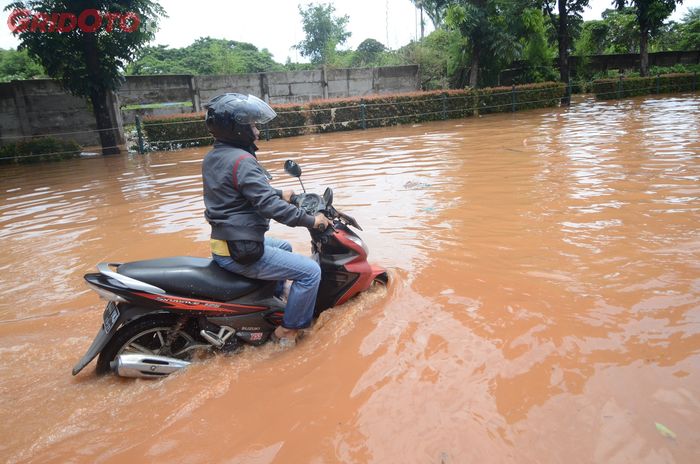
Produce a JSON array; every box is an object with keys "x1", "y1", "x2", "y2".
[
  {"x1": 142, "y1": 103, "x2": 309, "y2": 150},
  {"x1": 0, "y1": 137, "x2": 82, "y2": 164},
  {"x1": 142, "y1": 82, "x2": 566, "y2": 150},
  {"x1": 592, "y1": 73, "x2": 698, "y2": 100},
  {"x1": 142, "y1": 112, "x2": 211, "y2": 151},
  {"x1": 477, "y1": 82, "x2": 566, "y2": 114},
  {"x1": 265, "y1": 104, "x2": 307, "y2": 138},
  {"x1": 307, "y1": 91, "x2": 480, "y2": 132}
]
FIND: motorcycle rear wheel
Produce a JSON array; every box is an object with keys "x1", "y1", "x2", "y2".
[{"x1": 96, "y1": 315, "x2": 197, "y2": 375}]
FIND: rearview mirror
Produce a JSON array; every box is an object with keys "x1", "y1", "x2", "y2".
[
  {"x1": 323, "y1": 187, "x2": 333, "y2": 206},
  {"x1": 284, "y1": 160, "x2": 302, "y2": 178}
]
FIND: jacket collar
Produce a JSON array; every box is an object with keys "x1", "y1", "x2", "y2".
[{"x1": 213, "y1": 140, "x2": 258, "y2": 156}]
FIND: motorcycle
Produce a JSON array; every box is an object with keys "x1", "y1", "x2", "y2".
[{"x1": 71, "y1": 160, "x2": 387, "y2": 379}]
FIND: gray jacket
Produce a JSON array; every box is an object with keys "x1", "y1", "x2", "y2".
[{"x1": 202, "y1": 142, "x2": 315, "y2": 241}]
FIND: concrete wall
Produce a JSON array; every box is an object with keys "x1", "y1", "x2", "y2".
[
  {"x1": 195, "y1": 73, "x2": 262, "y2": 104},
  {"x1": 0, "y1": 83, "x2": 21, "y2": 142},
  {"x1": 0, "y1": 79, "x2": 101, "y2": 147},
  {"x1": 194, "y1": 65, "x2": 419, "y2": 104},
  {"x1": 0, "y1": 65, "x2": 420, "y2": 147}
]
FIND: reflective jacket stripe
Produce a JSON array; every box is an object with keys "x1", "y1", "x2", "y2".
[{"x1": 232, "y1": 153, "x2": 255, "y2": 191}]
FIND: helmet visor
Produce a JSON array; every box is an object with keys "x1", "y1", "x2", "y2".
[
  {"x1": 205, "y1": 93, "x2": 277, "y2": 126},
  {"x1": 233, "y1": 94, "x2": 277, "y2": 125}
]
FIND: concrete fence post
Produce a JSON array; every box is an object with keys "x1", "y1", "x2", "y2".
[
  {"x1": 135, "y1": 116, "x2": 145, "y2": 154},
  {"x1": 189, "y1": 75, "x2": 201, "y2": 112},
  {"x1": 617, "y1": 75, "x2": 623, "y2": 99},
  {"x1": 511, "y1": 84, "x2": 516, "y2": 112},
  {"x1": 360, "y1": 99, "x2": 366, "y2": 129},
  {"x1": 259, "y1": 73, "x2": 270, "y2": 102},
  {"x1": 441, "y1": 93, "x2": 447, "y2": 120},
  {"x1": 321, "y1": 66, "x2": 329, "y2": 100},
  {"x1": 11, "y1": 81, "x2": 31, "y2": 138},
  {"x1": 105, "y1": 90, "x2": 125, "y2": 145},
  {"x1": 656, "y1": 74, "x2": 660, "y2": 94}
]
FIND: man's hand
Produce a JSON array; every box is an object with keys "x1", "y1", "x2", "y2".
[
  {"x1": 314, "y1": 213, "x2": 333, "y2": 230},
  {"x1": 282, "y1": 189, "x2": 295, "y2": 203}
]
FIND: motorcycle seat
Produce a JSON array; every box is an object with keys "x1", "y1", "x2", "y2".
[{"x1": 117, "y1": 256, "x2": 269, "y2": 302}]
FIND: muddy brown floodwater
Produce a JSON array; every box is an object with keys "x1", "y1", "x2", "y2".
[{"x1": 1, "y1": 94, "x2": 699, "y2": 463}]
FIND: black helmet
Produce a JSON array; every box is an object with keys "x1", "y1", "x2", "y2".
[{"x1": 205, "y1": 93, "x2": 277, "y2": 147}]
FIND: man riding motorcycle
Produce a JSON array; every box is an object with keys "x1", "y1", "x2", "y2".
[{"x1": 202, "y1": 93, "x2": 332, "y2": 346}]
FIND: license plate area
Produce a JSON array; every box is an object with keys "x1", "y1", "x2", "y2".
[{"x1": 103, "y1": 302, "x2": 120, "y2": 332}]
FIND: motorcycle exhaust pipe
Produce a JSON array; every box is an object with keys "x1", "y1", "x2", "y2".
[{"x1": 110, "y1": 353, "x2": 190, "y2": 378}]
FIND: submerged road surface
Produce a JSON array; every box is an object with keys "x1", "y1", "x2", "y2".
[{"x1": 1, "y1": 94, "x2": 699, "y2": 463}]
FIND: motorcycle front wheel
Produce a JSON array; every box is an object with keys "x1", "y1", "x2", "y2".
[{"x1": 96, "y1": 314, "x2": 198, "y2": 375}]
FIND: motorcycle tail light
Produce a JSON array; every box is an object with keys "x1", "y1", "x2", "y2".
[{"x1": 87, "y1": 282, "x2": 127, "y2": 303}]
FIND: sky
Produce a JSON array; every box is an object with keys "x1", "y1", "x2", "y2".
[{"x1": 1, "y1": 0, "x2": 699, "y2": 63}]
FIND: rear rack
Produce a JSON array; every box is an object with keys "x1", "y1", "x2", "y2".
[{"x1": 97, "y1": 262, "x2": 165, "y2": 294}]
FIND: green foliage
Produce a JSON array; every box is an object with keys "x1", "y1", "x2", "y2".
[
  {"x1": 142, "y1": 113, "x2": 210, "y2": 150},
  {"x1": 576, "y1": 8, "x2": 640, "y2": 54},
  {"x1": 649, "y1": 63, "x2": 700, "y2": 75},
  {"x1": 411, "y1": 0, "x2": 450, "y2": 28},
  {"x1": 0, "y1": 137, "x2": 81, "y2": 163},
  {"x1": 127, "y1": 38, "x2": 284, "y2": 75},
  {"x1": 542, "y1": 0, "x2": 592, "y2": 81},
  {"x1": 397, "y1": 29, "x2": 466, "y2": 89},
  {"x1": 574, "y1": 4, "x2": 698, "y2": 55},
  {"x1": 677, "y1": 7, "x2": 700, "y2": 49},
  {"x1": 295, "y1": 3, "x2": 351, "y2": 65},
  {"x1": 283, "y1": 58, "x2": 317, "y2": 71},
  {"x1": 614, "y1": 0, "x2": 681, "y2": 35},
  {"x1": 0, "y1": 48, "x2": 45, "y2": 82},
  {"x1": 306, "y1": 92, "x2": 473, "y2": 132},
  {"x1": 650, "y1": 20, "x2": 680, "y2": 51},
  {"x1": 142, "y1": 82, "x2": 565, "y2": 149},
  {"x1": 575, "y1": 20, "x2": 610, "y2": 55},
  {"x1": 613, "y1": 0, "x2": 683, "y2": 75},
  {"x1": 592, "y1": 72, "x2": 697, "y2": 99},
  {"x1": 518, "y1": 8, "x2": 557, "y2": 83},
  {"x1": 6, "y1": 0, "x2": 165, "y2": 96},
  {"x1": 445, "y1": 0, "x2": 521, "y2": 87},
  {"x1": 6, "y1": 1, "x2": 166, "y2": 153},
  {"x1": 352, "y1": 39, "x2": 386, "y2": 67},
  {"x1": 477, "y1": 82, "x2": 565, "y2": 114}
]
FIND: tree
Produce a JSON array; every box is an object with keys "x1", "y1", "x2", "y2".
[
  {"x1": 127, "y1": 38, "x2": 284, "y2": 75},
  {"x1": 519, "y1": 8, "x2": 558, "y2": 82},
  {"x1": 614, "y1": 0, "x2": 683, "y2": 76},
  {"x1": 6, "y1": 1, "x2": 165, "y2": 154},
  {"x1": 542, "y1": 0, "x2": 590, "y2": 88},
  {"x1": 575, "y1": 7, "x2": 639, "y2": 54},
  {"x1": 678, "y1": 6, "x2": 700, "y2": 49},
  {"x1": 396, "y1": 29, "x2": 466, "y2": 88},
  {"x1": 0, "y1": 48, "x2": 44, "y2": 81},
  {"x1": 602, "y1": 7, "x2": 640, "y2": 52},
  {"x1": 412, "y1": 0, "x2": 451, "y2": 28},
  {"x1": 295, "y1": 3, "x2": 351, "y2": 65},
  {"x1": 445, "y1": 0, "x2": 518, "y2": 87},
  {"x1": 352, "y1": 38, "x2": 386, "y2": 67}
]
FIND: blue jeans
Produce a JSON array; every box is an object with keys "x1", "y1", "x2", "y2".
[{"x1": 212, "y1": 237, "x2": 321, "y2": 329}]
